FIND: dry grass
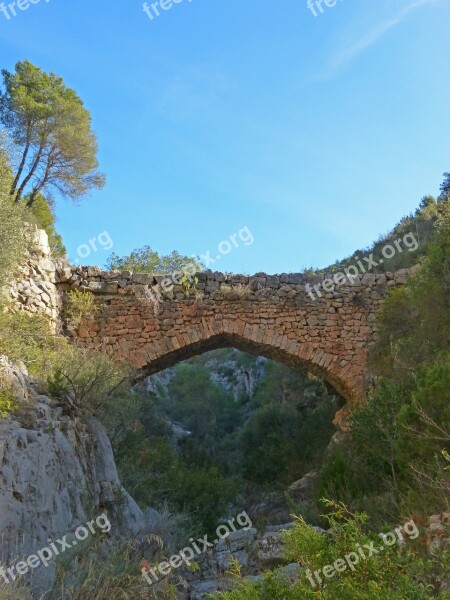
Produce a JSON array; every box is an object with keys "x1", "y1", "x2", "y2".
[
  {"x1": 220, "y1": 284, "x2": 251, "y2": 300},
  {"x1": 48, "y1": 542, "x2": 148, "y2": 600},
  {"x1": 0, "y1": 581, "x2": 29, "y2": 600}
]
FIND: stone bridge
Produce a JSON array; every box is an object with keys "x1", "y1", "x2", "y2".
[{"x1": 57, "y1": 266, "x2": 412, "y2": 408}]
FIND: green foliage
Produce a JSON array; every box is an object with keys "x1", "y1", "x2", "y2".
[
  {"x1": 106, "y1": 244, "x2": 201, "y2": 275},
  {"x1": 110, "y1": 363, "x2": 240, "y2": 535},
  {"x1": 172, "y1": 466, "x2": 235, "y2": 535},
  {"x1": 0, "y1": 134, "x2": 28, "y2": 293},
  {"x1": 0, "y1": 312, "x2": 61, "y2": 376},
  {"x1": 215, "y1": 501, "x2": 436, "y2": 600},
  {"x1": 166, "y1": 362, "x2": 239, "y2": 441},
  {"x1": 27, "y1": 193, "x2": 66, "y2": 257},
  {"x1": 371, "y1": 201, "x2": 449, "y2": 377},
  {"x1": 351, "y1": 381, "x2": 409, "y2": 486},
  {"x1": 0, "y1": 309, "x2": 129, "y2": 416},
  {"x1": 319, "y1": 358, "x2": 450, "y2": 523},
  {"x1": 49, "y1": 540, "x2": 149, "y2": 600},
  {"x1": 109, "y1": 351, "x2": 340, "y2": 536},
  {"x1": 180, "y1": 271, "x2": 199, "y2": 296},
  {"x1": 111, "y1": 393, "x2": 179, "y2": 505},
  {"x1": 326, "y1": 194, "x2": 445, "y2": 276},
  {"x1": 47, "y1": 345, "x2": 130, "y2": 414},
  {"x1": 318, "y1": 199, "x2": 450, "y2": 524},
  {"x1": 1, "y1": 60, "x2": 105, "y2": 205},
  {"x1": 63, "y1": 289, "x2": 99, "y2": 326},
  {"x1": 440, "y1": 172, "x2": 450, "y2": 199},
  {"x1": 240, "y1": 403, "x2": 297, "y2": 484},
  {"x1": 0, "y1": 382, "x2": 16, "y2": 418},
  {"x1": 240, "y1": 361, "x2": 340, "y2": 487}
]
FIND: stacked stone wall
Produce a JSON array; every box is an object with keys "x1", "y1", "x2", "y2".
[
  {"x1": 59, "y1": 265, "x2": 414, "y2": 405},
  {"x1": 6, "y1": 228, "x2": 61, "y2": 331}
]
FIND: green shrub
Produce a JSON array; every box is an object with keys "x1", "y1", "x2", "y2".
[
  {"x1": 47, "y1": 345, "x2": 130, "y2": 415},
  {"x1": 50, "y1": 541, "x2": 148, "y2": 600},
  {"x1": 370, "y1": 202, "x2": 450, "y2": 378},
  {"x1": 0, "y1": 310, "x2": 130, "y2": 417},
  {"x1": 0, "y1": 381, "x2": 16, "y2": 417},
  {"x1": 316, "y1": 206, "x2": 450, "y2": 523},
  {"x1": 171, "y1": 465, "x2": 236, "y2": 536},
  {"x1": 0, "y1": 312, "x2": 62, "y2": 377},
  {"x1": 215, "y1": 501, "x2": 438, "y2": 599},
  {"x1": 63, "y1": 289, "x2": 99, "y2": 326}
]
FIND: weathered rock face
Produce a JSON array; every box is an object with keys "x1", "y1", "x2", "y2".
[
  {"x1": 205, "y1": 351, "x2": 266, "y2": 401},
  {"x1": 185, "y1": 524, "x2": 304, "y2": 599},
  {"x1": 0, "y1": 356, "x2": 146, "y2": 596},
  {"x1": 6, "y1": 227, "x2": 61, "y2": 332},
  {"x1": 147, "y1": 348, "x2": 266, "y2": 403},
  {"x1": 61, "y1": 266, "x2": 414, "y2": 407},
  {"x1": 424, "y1": 513, "x2": 450, "y2": 555}
]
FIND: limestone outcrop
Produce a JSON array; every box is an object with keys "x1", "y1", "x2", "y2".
[{"x1": 0, "y1": 356, "x2": 146, "y2": 596}]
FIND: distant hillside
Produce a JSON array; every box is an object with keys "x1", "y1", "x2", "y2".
[{"x1": 316, "y1": 181, "x2": 448, "y2": 276}]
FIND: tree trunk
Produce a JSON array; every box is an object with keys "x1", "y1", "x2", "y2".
[
  {"x1": 26, "y1": 155, "x2": 52, "y2": 207},
  {"x1": 11, "y1": 141, "x2": 30, "y2": 199},
  {"x1": 14, "y1": 144, "x2": 44, "y2": 203}
]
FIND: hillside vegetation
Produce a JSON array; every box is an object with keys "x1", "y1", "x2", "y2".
[{"x1": 214, "y1": 188, "x2": 450, "y2": 599}]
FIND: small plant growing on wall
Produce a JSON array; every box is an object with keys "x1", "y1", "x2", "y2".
[
  {"x1": 181, "y1": 272, "x2": 199, "y2": 297},
  {"x1": 64, "y1": 289, "x2": 100, "y2": 327}
]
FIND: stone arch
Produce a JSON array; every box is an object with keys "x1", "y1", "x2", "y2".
[
  {"x1": 133, "y1": 330, "x2": 360, "y2": 406},
  {"x1": 61, "y1": 266, "x2": 411, "y2": 411}
]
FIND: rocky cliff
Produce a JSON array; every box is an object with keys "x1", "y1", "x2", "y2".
[{"x1": 0, "y1": 356, "x2": 146, "y2": 596}]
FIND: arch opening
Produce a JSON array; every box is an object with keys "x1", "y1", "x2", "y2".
[
  {"x1": 115, "y1": 345, "x2": 346, "y2": 533},
  {"x1": 135, "y1": 332, "x2": 356, "y2": 407}
]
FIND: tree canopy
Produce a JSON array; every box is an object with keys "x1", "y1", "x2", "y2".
[
  {"x1": 0, "y1": 60, "x2": 105, "y2": 206},
  {"x1": 106, "y1": 244, "x2": 201, "y2": 274}
]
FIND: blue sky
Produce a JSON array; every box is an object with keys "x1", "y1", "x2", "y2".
[{"x1": 1, "y1": 0, "x2": 449, "y2": 273}]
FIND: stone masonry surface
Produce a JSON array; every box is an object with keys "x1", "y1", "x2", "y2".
[
  {"x1": 7, "y1": 227, "x2": 61, "y2": 331},
  {"x1": 57, "y1": 265, "x2": 415, "y2": 408}
]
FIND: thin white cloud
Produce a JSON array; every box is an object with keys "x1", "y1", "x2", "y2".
[{"x1": 331, "y1": 0, "x2": 440, "y2": 70}]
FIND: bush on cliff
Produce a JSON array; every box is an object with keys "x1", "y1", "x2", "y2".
[
  {"x1": 46, "y1": 345, "x2": 131, "y2": 415},
  {"x1": 317, "y1": 194, "x2": 450, "y2": 524},
  {"x1": 0, "y1": 312, "x2": 61, "y2": 375}
]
